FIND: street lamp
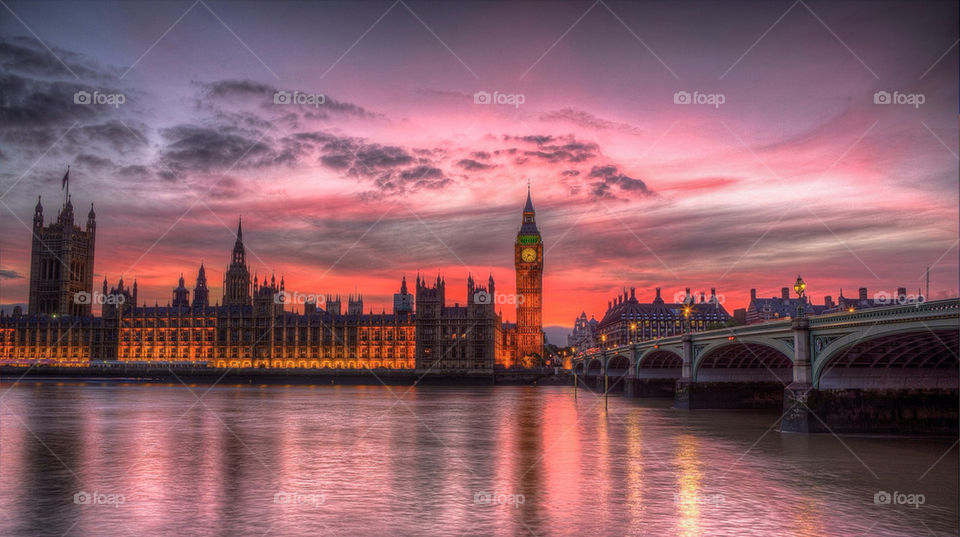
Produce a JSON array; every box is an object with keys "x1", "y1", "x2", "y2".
[
  {"x1": 630, "y1": 322, "x2": 637, "y2": 344},
  {"x1": 793, "y1": 275, "x2": 806, "y2": 318},
  {"x1": 682, "y1": 303, "x2": 692, "y2": 334}
]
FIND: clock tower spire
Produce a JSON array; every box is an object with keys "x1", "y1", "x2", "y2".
[{"x1": 515, "y1": 182, "x2": 543, "y2": 364}]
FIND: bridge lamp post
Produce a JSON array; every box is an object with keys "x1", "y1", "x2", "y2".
[
  {"x1": 630, "y1": 323, "x2": 637, "y2": 344},
  {"x1": 794, "y1": 275, "x2": 806, "y2": 319},
  {"x1": 682, "y1": 304, "x2": 693, "y2": 334}
]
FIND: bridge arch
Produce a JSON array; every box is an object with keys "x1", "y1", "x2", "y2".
[
  {"x1": 694, "y1": 337, "x2": 793, "y2": 383},
  {"x1": 606, "y1": 354, "x2": 631, "y2": 374},
  {"x1": 637, "y1": 347, "x2": 683, "y2": 367},
  {"x1": 573, "y1": 361, "x2": 585, "y2": 374},
  {"x1": 586, "y1": 358, "x2": 603, "y2": 376},
  {"x1": 814, "y1": 324, "x2": 959, "y2": 389},
  {"x1": 636, "y1": 347, "x2": 683, "y2": 379}
]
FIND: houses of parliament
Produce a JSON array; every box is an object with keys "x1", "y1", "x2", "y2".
[{"x1": 0, "y1": 186, "x2": 545, "y2": 371}]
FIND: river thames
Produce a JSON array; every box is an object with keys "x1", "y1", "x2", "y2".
[{"x1": 0, "y1": 382, "x2": 955, "y2": 537}]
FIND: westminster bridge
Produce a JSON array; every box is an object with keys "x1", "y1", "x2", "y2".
[{"x1": 572, "y1": 298, "x2": 959, "y2": 433}]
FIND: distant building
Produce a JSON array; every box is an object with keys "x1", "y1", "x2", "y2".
[
  {"x1": 567, "y1": 312, "x2": 599, "y2": 350},
  {"x1": 597, "y1": 287, "x2": 731, "y2": 346},
  {"x1": 393, "y1": 276, "x2": 414, "y2": 313},
  {"x1": 28, "y1": 195, "x2": 96, "y2": 317},
  {"x1": 222, "y1": 219, "x2": 251, "y2": 307},
  {"x1": 745, "y1": 287, "x2": 827, "y2": 324},
  {"x1": 192, "y1": 264, "x2": 209, "y2": 309},
  {"x1": 821, "y1": 287, "x2": 917, "y2": 314}
]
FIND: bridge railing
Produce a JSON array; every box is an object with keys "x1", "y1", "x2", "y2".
[{"x1": 807, "y1": 298, "x2": 959, "y2": 326}]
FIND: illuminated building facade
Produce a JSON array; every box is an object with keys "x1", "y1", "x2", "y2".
[
  {"x1": 597, "y1": 287, "x2": 732, "y2": 347},
  {"x1": 514, "y1": 186, "x2": 544, "y2": 361},
  {"x1": 1, "y1": 188, "x2": 541, "y2": 370}
]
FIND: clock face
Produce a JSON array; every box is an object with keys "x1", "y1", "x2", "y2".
[{"x1": 521, "y1": 247, "x2": 537, "y2": 263}]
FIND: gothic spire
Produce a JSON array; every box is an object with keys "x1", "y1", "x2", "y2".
[{"x1": 524, "y1": 181, "x2": 534, "y2": 213}]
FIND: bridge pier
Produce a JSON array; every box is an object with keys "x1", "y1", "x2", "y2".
[
  {"x1": 782, "y1": 318, "x2": 814, "y2": 432},
  {"x1": 781, "y1": 317, "x2": 958, "y2": 434}
]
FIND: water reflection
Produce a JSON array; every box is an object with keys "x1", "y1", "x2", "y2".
[{"x1": 0, "y1": 383, "x2": 956, "y2": 537}]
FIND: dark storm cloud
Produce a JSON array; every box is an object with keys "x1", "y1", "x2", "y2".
[
  {"x1": 456, "y1": 158, "x2": 495, "y2": 171},
  {"x1": 0, "y1": 269, "x2": 23, "y2": 280},
  {"x1": 586, "y1": 165, "x2": 652, "y2": 199},
  {"x1": 158, "y1": 125, "x2": 277, "y2": 174},
  {"x1": 0, "y1": 37, "x2": 117, "y2": 81},
  {"x1": 504, "y1": 134, "x2": 599, "y2": 163},
  {"x1": 198, "y1": 79, "x2": 382, "y2": 119},
  {"x1": 201, "y1": 79, "x2": 274, "y2": 99},
  {"x1": 350, "y1": 144, "x2": 415, "y2": 169},
  {"x1": 315, "y1": 136, "x2": 452, "y2": 196},
  {"x1": 0, "y1": 73, "x2": 98, "y2": 127}
]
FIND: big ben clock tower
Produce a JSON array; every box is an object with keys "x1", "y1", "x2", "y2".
[{"x1": 515, "y1": 184, "x2": 543, "y2": 362}]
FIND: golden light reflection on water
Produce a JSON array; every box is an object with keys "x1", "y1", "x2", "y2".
[
  {"x1": 675, "y1": 434, "x2": 704, "y2": 537},
  {"x1": 625, "y1": 413, "x2": 645, "y2": 527}
]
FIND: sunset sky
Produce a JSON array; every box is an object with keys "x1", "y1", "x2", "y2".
[{"x1": 0, "y1": 0, "x2": 956, "y2": 340}]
